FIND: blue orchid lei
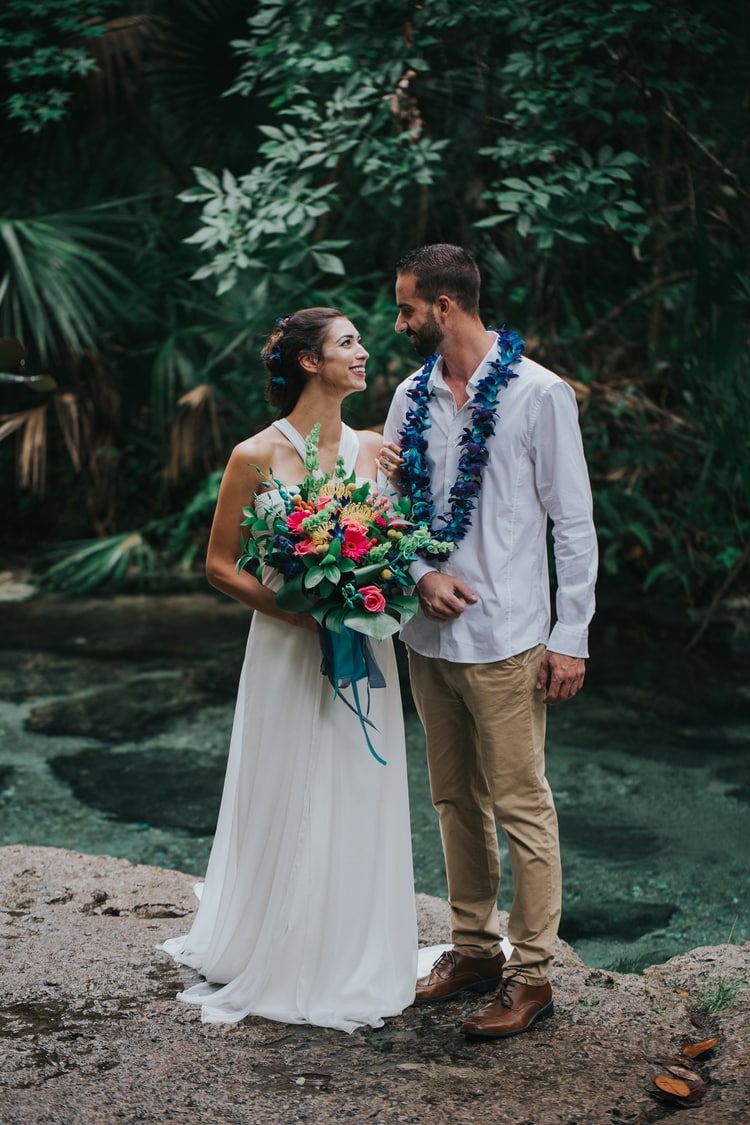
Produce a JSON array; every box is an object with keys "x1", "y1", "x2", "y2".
[{"x1": 397, "y1": 328, "x2": 525, "y2": 561}]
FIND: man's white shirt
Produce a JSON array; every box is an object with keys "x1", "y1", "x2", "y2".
[{"x1": 382, "y1": 335, "x2": 598, "y2": 663}]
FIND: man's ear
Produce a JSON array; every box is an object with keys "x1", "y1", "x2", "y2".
[{"x1": 436, "y1": 294, "x2": 452, "y2": 320}]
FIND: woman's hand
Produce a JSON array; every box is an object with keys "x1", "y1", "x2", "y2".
[
  {"x1": 282, "y1": 610, "x2": 318, "y2": 634},
  {"x1": 377, "y1": 441, "x2": 404, "y2": 486}
]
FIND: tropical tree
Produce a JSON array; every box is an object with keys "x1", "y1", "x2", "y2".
[
  {"x1": 0, "y1": 0, "x2": 258, "y2": 554},
  {"x1": 178, "y1": 0, "x2": 750, "y2": 606}
]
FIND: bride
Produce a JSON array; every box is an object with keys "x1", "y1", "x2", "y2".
[{"x1": 160, "y1": 307, "x2": 418, "y2": 1031}]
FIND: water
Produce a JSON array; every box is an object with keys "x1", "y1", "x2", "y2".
[{"x1": 1, "y1": 599, "x2": 748, "y2": 973}]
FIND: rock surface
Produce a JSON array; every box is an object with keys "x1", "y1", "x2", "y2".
[{"x1": 1, "y1": 846, "x2": 748, "y2": 1125}]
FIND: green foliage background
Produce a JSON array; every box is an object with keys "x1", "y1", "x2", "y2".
[{"x1": 1, "y1": 0, "x2": 748, "y2": 606}]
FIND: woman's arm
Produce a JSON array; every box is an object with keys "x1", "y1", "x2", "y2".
[
  {"x1": 355, "y1": 429, "x2": 383, "y2": 479},
  {"x1": 205, "y1": 442, "x2": 316, "y2": 631}
]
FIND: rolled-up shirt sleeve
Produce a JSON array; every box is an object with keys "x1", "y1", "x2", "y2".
[{"x1": 529, "y1": 381, "x2": 598, "y2": 658}]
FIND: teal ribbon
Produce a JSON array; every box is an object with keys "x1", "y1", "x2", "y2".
[{"x1": 318, "y1": 625, "x2": 387, "y2": 764}]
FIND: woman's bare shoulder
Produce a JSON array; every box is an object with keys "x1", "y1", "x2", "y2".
[
  {"x1": 232, "y1": 421, "x2": 287, "y2": 460},
  {"x1": 355, "y1": 428, "x2": 384, "y2": 456},
  {"x1": 223, "y1": 426, "x2": 281, "y2": 485}
]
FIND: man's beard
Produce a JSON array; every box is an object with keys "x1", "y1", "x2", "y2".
[{"x1": 408, "y1": 310, "x2": 443, "y2": 358}]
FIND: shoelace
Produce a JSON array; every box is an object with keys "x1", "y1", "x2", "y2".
[
  {"x1": 431, "y1": 951, "x2": 456, "y2": 979},
  {"x1": 495, "y1": 969, "x2": 530, "y2": 1007}
]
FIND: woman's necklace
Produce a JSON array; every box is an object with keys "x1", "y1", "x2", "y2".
[{"x1": 398, "y1": 328, "x2": 524, "y2": 561}]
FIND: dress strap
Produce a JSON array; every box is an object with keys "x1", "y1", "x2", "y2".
[
  {"x1": 272, "y1": 419, "x2": 360, "y2": 476},
  {"x1": 337, "y1": 424, "x2": 360, "y2": 476},
  {"x1": 272, "y1": 418, "x2": 307, "y2": 460}
]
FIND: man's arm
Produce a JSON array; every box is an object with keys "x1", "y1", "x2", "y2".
[{"x1": 530, "y1": 380, "x2": 598, "y2": 703}]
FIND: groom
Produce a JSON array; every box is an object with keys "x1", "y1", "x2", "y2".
[{"x1": 382, "y1": 244, "x2": 597, "y2": 1039}]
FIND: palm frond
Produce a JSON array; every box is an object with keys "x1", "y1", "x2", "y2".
[
  {"x1": 0, "y1": 207, "x2": 142, "y2": 365},
  {"x1": 53, "y1": 391, "x2": 83, "y2": 472},
  {"x1": 167, "y1": 382, "x2": 221, "y2": 483},
  {"x1": 41, "y1": 531, "x2": 155, "y2": 594},
  {"x1": 0, "y1": 405, "x2": 48, "y2": 494}
]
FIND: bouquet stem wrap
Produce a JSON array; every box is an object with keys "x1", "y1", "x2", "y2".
[{"x1": 318, "y1": 625, "x2": 387, "y2": 764}]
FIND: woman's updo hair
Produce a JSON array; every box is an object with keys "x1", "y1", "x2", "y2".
[{"x1": 261, "y1": 306, "x2": 345, "y2": 416}]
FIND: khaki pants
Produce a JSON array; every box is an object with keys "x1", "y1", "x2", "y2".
[{"x1": 408, "y1": 644, "x2": 561, "y2": 985}]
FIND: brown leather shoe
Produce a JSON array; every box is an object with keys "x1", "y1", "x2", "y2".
[
  {"x1": 415, "y1": 950, "x2": 505, "y2": 1004},
  {"x1": 462, "y1": 975, "x2": 553, "y2": 1038}
]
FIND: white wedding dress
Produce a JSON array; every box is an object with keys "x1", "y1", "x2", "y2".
[{"x1": 160, "y1": 420, "x2": 418, "y2": 1031}]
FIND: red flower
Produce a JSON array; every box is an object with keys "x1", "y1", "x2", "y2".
[
  {"x1": 340, "y1": 520, "x2": 370, "y2": 561},
  {"x1": 360, "y1": 585, "x2": 386, "y2": 613},
  {"x1": 286, "y1": 508, "x2": 311, "y2": 533}
]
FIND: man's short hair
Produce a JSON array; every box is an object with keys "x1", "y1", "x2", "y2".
[{"x1": 396, "y1": 244, "x2": 481, "y2": 315}]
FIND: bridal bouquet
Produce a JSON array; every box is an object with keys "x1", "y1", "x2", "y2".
[
  {"x1": 237, "y1": 425, "x2": 449, "y2": 762},
  {"x1": 238, "y1": 424, "x2": 448, "y2": 639}
]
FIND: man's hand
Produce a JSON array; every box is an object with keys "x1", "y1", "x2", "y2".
[
  {"x1": 536, "y1": 650, "x2": 586, "y2": 705},
  {"x1": 417, "y1": 571, "x2": 478, "y2": 622}
]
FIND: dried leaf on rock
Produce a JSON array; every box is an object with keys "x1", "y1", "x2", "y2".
[
  {"x1": 665, "y1": 1064, "x2": 702, "y2": 1081},
  {"x1": 681, "y1": 1037, "x2": 718, "y2": 1058},
  {"x1": 654, "y1": 1076, "x2": 691, "y2": 1098}
]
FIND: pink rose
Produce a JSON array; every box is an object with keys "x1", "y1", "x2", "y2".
[
  {"x1": 359, "y1": 585, "x2": 386, "y2": 613},
  {"x1": 341, "y1": 518, "x2": 368, "y2": 536},
  {"x1": 293, "y1": 539, "x2": 319, "y2": 556}
]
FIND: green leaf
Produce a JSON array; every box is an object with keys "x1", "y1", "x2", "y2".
[
  {"x1": 311, "y1": 250, "x2": 345, "y2": 275},
  {"x1": 385, "y1": 594, "x2": 420, "y2": 618},
  {"x1": 257, "y1": 124, "x2": 286, "y2": 141},
  {"x1": 276, "y1": 575, "x2": 314, "y2": 612},
  {"x1": 344, "y1": 610, "x2": 401, "y2": 640},
  {"x1": 351, "y1": 562, "x2": 390, "y2": 584},
  {"x1": 303, "y1": 565, "x2": 327, "y2": 589},
  {"x1": 350, "y1": 481, "x2": 372, "y2": 502},
  {"x1": 474, "y1": 214, "x2": 514, "y2": 228},
  {"x1": 312, "y1": 604, "x2": 348, "y2": 632}
]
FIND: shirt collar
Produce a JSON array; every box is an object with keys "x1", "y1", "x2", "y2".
[{"x1": 428, "y1": 332, "x2": 499, "y2": 395}]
